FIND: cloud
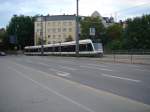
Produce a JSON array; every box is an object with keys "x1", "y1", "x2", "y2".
[{"x1": 0, "y1": 0, "x2": 150, "y2": 28}]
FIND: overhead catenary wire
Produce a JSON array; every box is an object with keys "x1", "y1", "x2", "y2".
[{"x1": 103, "y1": 2, "x2": 150, "y2": 21}]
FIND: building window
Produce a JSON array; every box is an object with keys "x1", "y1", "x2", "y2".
[
  {"x1": 69, "y1": 22, "x2": 72, "y2": 26},
  {"x1": 58, "y1": 35, "x2": 61, "y2": 38},
  {"x1": 58, "y1": 22, "x2": 61, "y2": 26},
  {"x1": 58, "y1": 28, "x2": 61, "y2": 32},
  {"x1": 48, "y1": 28, "x2": 51, "y2": 33},
  {"x1": 37, "y1": 23, "x2": 40, "y2": 27},
  {"x1": 48, "y1": 35, "x2": 51, "y2": 38},
  {"x1": 69, "y1": 28, "x2": 72, "y2": 32},
  {"x1": 63, "y1": 28, "x2": 67, "y2": 32},
  {"x1": 63, "y1": 34, "x2": 67, "y2": 38},
  {"x1": 63, "y1": 22, "x2": 67, "y2": 26},
  {"x1": 53, "y1": 22, "x2": 56, "y2": 26},
  {"x1": 37, "y1": 29, "x2": 39, "y2": 32},
  {"x1": 53, "y1": 35, "x2": 55, "y2": 38},
  {"x1": 53, "y1": 28, "x2": 56, "y2": 33}
]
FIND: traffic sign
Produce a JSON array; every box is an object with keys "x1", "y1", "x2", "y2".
[{"x1": 90, "y1": 28, "x2": 95, "y2": 36}]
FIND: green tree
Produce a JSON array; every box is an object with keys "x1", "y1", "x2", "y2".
[
  {"x1": 123, "y1": 15, "x2": 150, "y2": 49},
  {"x1": 0, "y1": 28, "x2": 6, "y2": 42},
  {"x1": 106, "y1": 24, "x2": 123, "y2": 41},
  {"x1": 80, "y1": 17, "x2": 105, "y2": 42},
  {"x1": 6, "y1": 15, "x2": 34, "y2": 49},
  {"x1": 105, "y1": 24, "x2": 123, "y2": 50},
  {"x1": 37, "y1": 38, "x2": 47, "y2": 45},
  {"x1": 0, "y1": 28, "x2": 10, "y2": 50}
]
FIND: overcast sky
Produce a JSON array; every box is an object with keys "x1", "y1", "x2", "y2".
[{"x1": 0, "y1": 0, "x2": 150, "y2": 28}]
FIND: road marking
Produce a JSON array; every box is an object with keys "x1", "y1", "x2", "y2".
[
  {"x1": 101, "y1": 74, "x2": 141, "y2": 83},
  {"x1": 57, "y1": 72, "x2": 70, "y2": 77},
  {"x1": 25, "y1": 60, "x2": 34, "y2": 63},
  {"x1": 100, "y1": 68, "x2": 113, "y2": 71},
  {"x1": 80, "y1": 65, "x2": 114, "y2": 71},
  {"x1": 87, "y1": 63, "x2": 108, "y2": 68},
  {"x1": 8, "y1": 60, "x2": 150, "y2": 107},
  {"x1": 59, "y1": 65, "x2": 77, "y2": 71},
  {"x1": 59, "y1": 60, "x2": 75, "y2": 64},
  {"x1": 37, "y1": 62, "x2": 51, "y2": 67},
  {"x1": 8, "y1": 66, "x2": 95, "y2": 112},
  {"x1": 49, "y1": 68, "x2": 71, "y2": 77},
  {"x1": 135, "y1": 69, "x2": 150, "y2": 72}
]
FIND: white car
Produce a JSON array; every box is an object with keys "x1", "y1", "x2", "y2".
[{"x1": 0, "y1": 51, "x2": 6, "y2": 56}]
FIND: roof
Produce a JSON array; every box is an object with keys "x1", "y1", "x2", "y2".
[
  {"x1": 91, "y1": 11, "x2": 102, "y2": 17},
  {"x1": 25, "y1": 39, "x2": 92, "y2": 49},
  {"x1": 35, "y1": 15, "x2": 76, "y2": 22}
]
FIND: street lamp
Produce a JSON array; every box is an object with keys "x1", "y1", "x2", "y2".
[
  {"x1": 76, "y1": 0, "x2": 79, "y2": 57},
  {"x1": 40, "y1": 15, "x2": 44, "y2": 56}
]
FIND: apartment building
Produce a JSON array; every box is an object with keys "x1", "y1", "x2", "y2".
[
  {"x1": 34, "y1": 15, "x2": 76, "y2": 45},
  {"x1": 91, "y1": 11, "x2": 114, "y2": 27}
]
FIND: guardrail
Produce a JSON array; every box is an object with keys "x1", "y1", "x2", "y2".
[
  {"x1": 102, "y1": 50, "x2": 150, "y2": 64},
  {"x1": 112, "y1": 50, "x2": 150, "y2": 55}
]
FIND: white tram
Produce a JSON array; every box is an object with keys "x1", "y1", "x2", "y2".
[{"x1": 24, "y1": 39, "x2": 103, "y2": 57}]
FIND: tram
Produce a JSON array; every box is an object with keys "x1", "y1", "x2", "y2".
[{"x1": 24, "y1": 39, "x2": 103, "y2": 57}]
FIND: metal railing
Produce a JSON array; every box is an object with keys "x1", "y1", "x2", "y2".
[{"x1": 102, "y1": 50, "x2": 150, "y2": 64}]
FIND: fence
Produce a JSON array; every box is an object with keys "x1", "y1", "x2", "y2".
[{"x1": 101, "y1": 50, "x2": 150, "y2": 64}]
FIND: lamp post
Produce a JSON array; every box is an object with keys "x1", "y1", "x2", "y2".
[
  {"x1": 40, "y1": 15, "x2": 44, "y2": 56},
  {"x1": 76, "y1": 0, "x2": 79, "y2": 57}
]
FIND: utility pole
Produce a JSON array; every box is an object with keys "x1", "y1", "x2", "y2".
[
  {"x1": 40, "y1": 15, "x2": 44, "y2": 56},
  {"x1": 76, "y1": 0, "x2": 79, "y2": 57}
]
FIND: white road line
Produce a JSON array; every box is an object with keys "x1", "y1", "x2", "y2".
[
  {"x1": 135, "y1": 69, "x2": 150, "y2": 72},
  {"x1": 101, "y1": 74, "x2": 141, "y2": 83},
  {"x1": 49, "y1": 68, "x2": 71, "y2": 77},
  {"x1": 37, "y1": 62, "x2": 51, "y2": 67},
  {"x1": 57, "y1": 72, "x2": 70, "y2": 77},
  {"x1": 49, "y1": 68, "x2": 64, "y2": 73},
  {"x1": 99, "y1": 68, "x2": 113, "y2": 71},
  {"x1": 8, "y1": 66, "x2": 95, "y2": 112},
  {"x1": 109, "y1": 63, "x2": 140, "y2": 68},
  {"x1": 59, "y1": 61, "x2": 75, "y2": 64},
  {"x1": 87, "y1": 64, "x2": 108, "y2": 68},
  {"x1": 80, "y1": 65, "x2": 114, "y2": 71},
  {"x1": 59, "y1": 65, "x2": 77, "y2": 71},
  {"x1": 25, "y1": 60, "x2": 34, "y2": 63}
]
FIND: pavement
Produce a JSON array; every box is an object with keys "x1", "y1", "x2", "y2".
[{"x1": 0, "y1": 55, "x2": 150, "y2": 112}]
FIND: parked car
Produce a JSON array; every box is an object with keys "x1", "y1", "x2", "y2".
[{"x1": 0, "y1": 51, "x2": 6, "y2": 56}]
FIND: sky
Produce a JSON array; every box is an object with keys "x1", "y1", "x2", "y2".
[{"x1": 0, "y1": 0, "x2": 150, "y2": 28}]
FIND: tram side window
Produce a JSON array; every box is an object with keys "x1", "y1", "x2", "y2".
[
  {"x1": 47, "y1": 47, "x2": 53, "y2": 52},
  {"x1": 61, "y1": 45, "x2": 75, "y2": 52},
  {"x1": 79, "y1": 43, "x2": 93, "y2": 51},
  {"x1": 44, "y1": 47, "x2": 48, "y2": 52},
  {"x1": 61, "y1": 46, "x2": 66, "y2": 52},
  {"x1": 34, "y1": 48, "x2": 38, "y2": 52},
  {"x1": 87, "y1": 43, "x2": 93, "y2": 51},
  {"x1": 28, "y1": 49, "x2": 31, "y2": 52},
  {"x1": 25, "y1": 49, "x2": 28, "y2": 52},
  {"x1": 30, "y1": 49, "x2": 33, "y2": 52},
  {"x1": 71, "y1": 45, "x2": 75, "y2": 52},
  {"x1": 38, "y1": 48, "x2": 41, "y2": 52},
  {"x1": 79, "y1": 44, "x2": 87, "y2": 51},
  {"x1": 55, "y1": 46, "x2": 59, "y2": 52}
]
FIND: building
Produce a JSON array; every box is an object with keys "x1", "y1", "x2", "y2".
[
  {"x1": 91, "y1": 11, "x2": 114, "y2": 27},
  {"x1": 34, "y1": 12, "x2": 114, "y2": 45},
  {"x1": 34, "y1": 15, "x2": 77, "y2": 45}
]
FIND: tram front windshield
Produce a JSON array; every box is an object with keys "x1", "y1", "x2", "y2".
[{"x1": 93, "y1": 43, "x2": 103, "y2": 51}]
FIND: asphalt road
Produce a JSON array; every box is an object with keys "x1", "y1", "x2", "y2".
[{"x1": 0, "y1": 55, "x2": 150, "y2": 112}]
